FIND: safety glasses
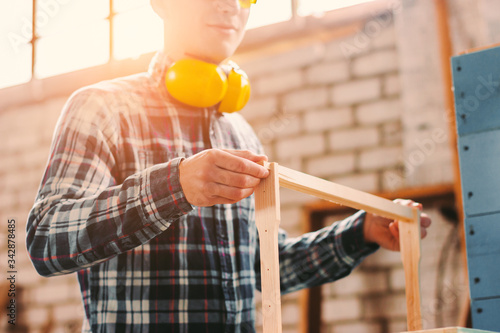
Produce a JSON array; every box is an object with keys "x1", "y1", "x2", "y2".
[{"x1": 239, "y1": 0, "x2": 257, "y2": 9}]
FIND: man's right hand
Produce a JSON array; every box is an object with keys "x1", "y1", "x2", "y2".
[{"x1": 179, "y1": 149, "x2": 269, "y2": 206}]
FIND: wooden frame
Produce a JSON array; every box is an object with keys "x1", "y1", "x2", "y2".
[
  {"x1": 300, "y1": 184, "x2": 457, "y2": 333},
  {"x1": 255, "y1": 162, "x2": 423, "y2": 332}
]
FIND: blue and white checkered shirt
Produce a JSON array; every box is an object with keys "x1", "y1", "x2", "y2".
[{"x1": 27, "y1": 52, "x2": 378, "y2": 332}]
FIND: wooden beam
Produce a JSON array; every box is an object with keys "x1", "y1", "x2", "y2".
[
  {"x1": 434, "y1": 0, "x2": 470, "y2": 326},
  {"x1": 402, "y1": 327, "x2": 495, "y2": 333},
  {"x1": 261, "y1": 161, "x2": 414, "y2": 223},
  {"x1": 303, "y1": 183, "x2": 454, "y2": 213},
  {"x1": 257, "y1": 162, "x2": 425, "y2": 332},
  {"x1": 400, "y1": 208, "x2": 423, "y2": 331},
  {"x1": 254, "y1": 162, "x2": 282, "y2": 333}
]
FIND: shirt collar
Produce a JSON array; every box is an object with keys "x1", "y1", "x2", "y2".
[{"x1": 148, "y1": 51, "x2": 174, "y2": 96}]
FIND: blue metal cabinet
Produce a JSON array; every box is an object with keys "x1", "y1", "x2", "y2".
[{"x1": 452, "y1": 45, "x2": 500, "y2": 331}]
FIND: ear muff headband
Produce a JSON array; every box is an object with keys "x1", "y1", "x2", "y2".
[{"x1": 165, "y1": 59, "x2": 251, "y2": 113}]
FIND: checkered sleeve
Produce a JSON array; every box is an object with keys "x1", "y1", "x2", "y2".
[
  {"x1": 275, "y1": 210, "x2": 379, "y2": 294},
  {"x1": 26, "y1": 89, "x2": 193, "y2": 277}
]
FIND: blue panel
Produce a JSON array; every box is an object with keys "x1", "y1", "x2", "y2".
[
  {"x1": 467, "y1": 252, "x2": 500, "y2": 299},
  {"x1": 466, "y1": 213, "x2": 500, "y2": 256},
  {"x1": 471, "y1": 298, "x2": 500, "y2": 331},
  {"x1": 453, "y1": 45, "x2": 500, "y2": 330},
  {"x1": 451, "y1": 46, "x2": 500, "y2": 136},
  {"x1": 458, "y1": 130, "x2": 500, "y2": 216}
]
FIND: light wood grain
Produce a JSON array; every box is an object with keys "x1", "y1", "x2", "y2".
[
  {"x1": 254, "y1": 162, "x2": 282, "y2": 333},
  {"x1": 400, "y1": 207, "x2": 423, "y2": 331},
  {"x1": 260, "y1": 161, "x2": 414, "y2": 222},
  {"x1": 402, "y1": 327, "x2": 496, "y2": 333}
]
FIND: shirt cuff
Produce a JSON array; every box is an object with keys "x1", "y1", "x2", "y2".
[
  {"x1": 139, "y1": 157, "x2": 194, "y2": 226},
  {"x1": 331, "y1": 210, "x2": 379, "y2": 267}
]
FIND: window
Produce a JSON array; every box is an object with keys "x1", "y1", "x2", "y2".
[{"x1": 0, "y1": 0, "x2": 375, "y2": 90}]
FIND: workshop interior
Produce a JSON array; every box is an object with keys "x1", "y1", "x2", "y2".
[{"x1": 0, "y1": 0, "x2": 499, "y2": 332}]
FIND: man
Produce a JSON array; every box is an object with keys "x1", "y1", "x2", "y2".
[{"x1": 26, "y1": 0, "x2": 431, "y2": 331}]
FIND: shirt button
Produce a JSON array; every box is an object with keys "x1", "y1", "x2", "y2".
[{"x1": 76, "y1": 254, "x2": 86, "y2": 264}]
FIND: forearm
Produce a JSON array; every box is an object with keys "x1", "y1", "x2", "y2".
[
  {"x1": 278, "y1": 211, "x2": 379, "y2": 294},
  {"x1": 27, "y1": 158, "x2": 193, "y2": 277}
]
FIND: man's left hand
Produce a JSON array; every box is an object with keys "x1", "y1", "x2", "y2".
[{"x1": 363, "y1": 199, "x2": 432, "y2": 251}]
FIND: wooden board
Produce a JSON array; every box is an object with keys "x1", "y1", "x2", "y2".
[
  {"x1": 255, "y1": 161, "x2": 422, "y2": 332},
  {"x1": 254, "y1": 162, "x2": 282, "y2": 333},
  {"x1": 399, "y1": 208, "x2": 423, "y2": 331},
  {"x1": 402, "y1": 326, "x2": 497, "y2": 333},
  {"x1": 261, "y1": 161, "x2": 414, "y2": 223}
]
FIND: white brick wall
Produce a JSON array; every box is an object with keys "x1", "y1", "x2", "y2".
[
  {"x1": 276, "y1": 134, "x2": 325, "y2": 160},
  {"x1": 331, "y1": 78, "x2": 381, "y2": 106},
  {"x1": 329, "y1": 127, "x2": 380, "y2": 151},
  {"x1": 254, "y1": 69, "x2": 303, "y2": 96},
  {"x1": 327, "y1": 270, "x2": 388, "y2": 296},
  {"x1": 306, "y1": 153, "x2": 356, "y2": 178},
  {"x1": 305, "y1": 61, "x2": 350, "y2": 85},
  {"x1": 283, "y1": 87, "x2": 329, "y2": 113},
  {"x1": 356, "y1": 99, "x2": 402, "y2": 125},
  {"x1": 352, "y1": 49, "x2": 399, "y2": 77},
  {"x1": 240, "y1": 96, "x2": 278, "y2": 121},
  {"x1": 244, "y1": 43, "x2": 325, "y2": 77},
  {"x1": 304, "y1": 107, "x2": 353, "y2": 133},
  {"x1": 332, "y1": 172, "x2": 379, "y2": 193},
  {"x1": 322, "y1": 297, "x2": 362, "y2": 322},
  {"x1": 359, "y1": 146, "x2": 402, "y2": 170}
]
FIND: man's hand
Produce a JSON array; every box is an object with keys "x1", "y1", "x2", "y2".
[
  {"x1": 363, "y1": 199, "x2": 432, "y2": 251},
  {"x1": 179, "y1": 149, "x2": 269, "y2": 206}
]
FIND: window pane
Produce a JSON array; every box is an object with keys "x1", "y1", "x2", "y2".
[
  {"x1": 113, "y1": 0, "x2": 150, "y2": 13},
  {"x1": 36, "y1": 0, "x2": 109, "y2": 37},
  {"x1": 246, "y1": 0, "x2": 292, "y2": 29},
  {"x1": 0, "y1": 1, "x2": 33, "y2": 89},
  {"x1": 35, "y1": 19, "x2": 110, "y2": 78},
  {"x1": 113, "y1": 7, "x2": 163, "y2": 60},
  {"x1": 298, "y1": 0, "x2": 375, "y2": 16}
]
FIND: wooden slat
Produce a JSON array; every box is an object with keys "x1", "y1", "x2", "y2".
[
  {"x1": 254, "y1": 162, "x2": 282, "y2": 333},
  {"x1": 434, "y1": 0, "x2": 470, "y2": 326},
  {"x1": 400, "y1": 208, "x2": 423, "y2": 331},
  {"x1": 303, "y1": 183, "x2": 454, "y2": 213},
  {"x1": 260, "y1": 161, "x2": 414, "y2": 223},
  {"x1": 402, "y1": 327, "x2": 496, "y2": 333}
]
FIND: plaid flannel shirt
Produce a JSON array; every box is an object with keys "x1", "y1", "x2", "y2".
[{"x1": 26, "y1": 52, "x2": 378, "y2": 332}]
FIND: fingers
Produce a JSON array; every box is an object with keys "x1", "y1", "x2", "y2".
[
  {"x1": 394, "y1": 198, "x2": 423, "y2": 210},
  {"x1": 211, "y1": 168, "x2": 261, "y2": 189},
  {"x1": 222, "y1": 149, "x2": 268, "y2": 163},
  {"x1": 421, "y1": 227, "x2": 427, "y2": 239},
  {"x1": 389, "y1": 221, "x2": 399, "y2": 240},
  {"x1": 204, "y1": 182, "x2": 255, "y2": 202},
  {"x1": 420, "y1": 213, "x2": 431, "y2": 228},
  {"x1": 179, "y1": 149, "x2": 270, "y2": 207},
  {"x1": 214, "y1": 150, "x2": 269, "y2": 178}
]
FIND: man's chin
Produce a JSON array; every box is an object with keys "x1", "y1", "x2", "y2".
[{"x1": 186, "y1": 47, "x2": 235, "y2": 64}]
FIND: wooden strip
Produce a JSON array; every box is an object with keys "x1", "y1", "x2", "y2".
[
  {"x1": 254, "y1": 162, "x2": 282, "y2": 333},
  {"x1": 400, "y1": 207, "x2": 423, "y2": 331},
  {"x1": 259, "y1": 161, "x2": 414, "y2": 222},
  {"x1": 434, "y1": 0, "x2": 470, "y2": 326},
  {"x1": 303, "y1": 183, "x2": 454, "y2": 213},
  {"x1": 402, "y1": 327, "x2": 496, "y2": 333}
]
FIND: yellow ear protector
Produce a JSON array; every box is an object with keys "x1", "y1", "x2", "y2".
[{"x1": 165, "y1": 59, "x2": 251, "y2": 113}]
